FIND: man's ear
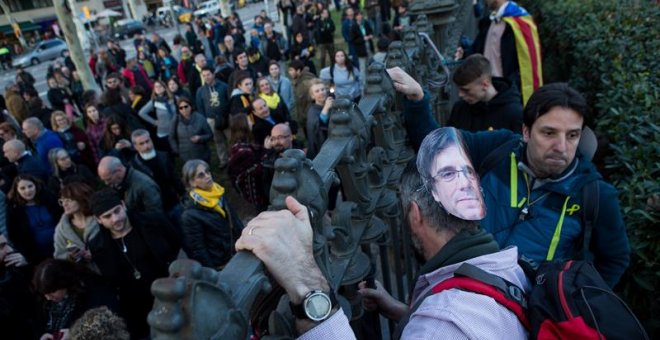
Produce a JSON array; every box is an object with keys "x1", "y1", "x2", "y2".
[
  {"x1": 408, "y1": 201, "x2": 423, "y2": 231},
  {"x1": 481, "y1": 77, "x2": 491, "y2": 89},
  {"x1": 522, "y1": 124, "x2": 530, "y2": 143}
]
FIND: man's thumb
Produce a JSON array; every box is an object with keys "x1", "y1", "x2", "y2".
[{"x1": 286, "y1": 196, "x2": 310, "y2": 224}]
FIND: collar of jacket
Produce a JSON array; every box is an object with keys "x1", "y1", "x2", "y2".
[{"x1": 417, "y1": 228, "x2": 500, "y2": 277}]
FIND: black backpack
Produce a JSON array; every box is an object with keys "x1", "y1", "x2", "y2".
[
  {"x1": 433, "y1": 261, "x2": 648, "y2": 339},
  {"x1": 227, "y1": 143, "x2": 268, "y2": 209}
]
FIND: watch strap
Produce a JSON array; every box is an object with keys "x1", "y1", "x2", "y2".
[{"x1": 290, "y1": 289, "x2": 337, "y2": 320}]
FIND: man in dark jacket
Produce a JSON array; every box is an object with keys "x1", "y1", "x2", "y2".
[
  {"x1": 187, "y1": 54, "x2": 207, "y2": 98},
  {"x1": 2, "y1": 139, "x2": 48, "y2": 183},
  {"x1": 130, "y1": 130, "x2": 183, "y2": 220},
  {"x1": 349, "y1": 11, "x2": 374, "y2": 82},
  {"x1": 88, "y1": 188, "x2": 180, "y2": 339},
  {"x1": 448, "y1": 54, "x2": 523, "y2": 133},
  {"x1": 227, "y1": 49, "x2": 257, "y2": 89},
  {"x1": 315, "y1": 8, "x2": 336, "y2": 69},
  {"x1": 260, "y1": 22, "x2": 287, "y2": 62},
  {"x1": 388, "y1": 67, "x2": 630, "y2": 288},
  {"x1": 196, "y1": 66, "x2": 230, "y2": 168},
  {"x1": 97, "y1": 156, "x2": 163, "y2": 213}
]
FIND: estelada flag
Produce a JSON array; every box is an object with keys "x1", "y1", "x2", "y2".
[{"x1": 501, "y1": 2, "x2": 543, "y2": 105}]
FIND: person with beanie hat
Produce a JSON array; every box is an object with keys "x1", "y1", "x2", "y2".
[{"x1": 87, "y1": 188, "x2": 180, "y2": 339}]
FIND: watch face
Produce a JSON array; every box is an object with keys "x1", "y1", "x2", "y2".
[{"x1": 304, "y1": 292, "x2": 332, "y2": 321}]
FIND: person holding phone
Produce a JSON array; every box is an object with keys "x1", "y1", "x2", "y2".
[{"x1": 52, "y1": 182, "x2": 100, "y2": 273}]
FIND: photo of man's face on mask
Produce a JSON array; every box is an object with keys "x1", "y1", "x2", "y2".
[{"x1": 417, "y1": 127, "x2": 486, "y2": 221}]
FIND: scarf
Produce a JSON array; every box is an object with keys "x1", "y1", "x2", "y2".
[
  {"x1": 190, "y1": 183, "x2": 227, "y2": 218},
  {"x1": 131, "y1": 95, "x2": 142, "y2": 109},
  {"x1": 259, "y1": 92, "x2": 281, "y2": 109},
  {"x1": 417, "y1": 228, "x2": 500, "y2": 277},
  {"x1": 393, "y1": 228, "x2": 500, "y2": 340}
]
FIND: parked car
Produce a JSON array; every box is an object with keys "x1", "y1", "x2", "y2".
[
  {"x1": 11, "y1": 39, "x2": 68, "y2": 68},
  {"x1": 194, "y1": 1, "x2": 220, "y2": 17},
  {"x1": 157, "y1": 5, "x2": 193, "y2": 23},
  {"x1": 114, "y1": 19, "x2": 146, "y2": 39}
]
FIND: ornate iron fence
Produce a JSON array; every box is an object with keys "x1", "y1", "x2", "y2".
[{"x1": 147, "y1": 3, "x2": 466, "y2": 338}]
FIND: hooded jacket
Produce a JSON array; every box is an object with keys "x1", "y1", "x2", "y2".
[
  {"x1": 448, "y1": 77, "x2": 523, "y2": 133},
  {"x1": 403, "y1": 94, "x2": 630, "y2": 287}
]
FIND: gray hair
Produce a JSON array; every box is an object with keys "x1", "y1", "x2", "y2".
[
  {"x1": 130, "y1": 129, "x2": 150, "y2": 144},
  {"x1": 23, "y1": 117, "x2": 44, "y2": 131},
  {"x1": 47, "y1": 147, "x2": 68, "y2": 178},
  {"x1": 4, "y1": 139, "x2": 25, "y2": 153},
  {"x1": 182, "y1": 159, "x2": 210, "y2": 190}
]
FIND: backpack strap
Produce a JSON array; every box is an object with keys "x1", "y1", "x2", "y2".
[
  {"x1": 433, "y1": 263, "x2": 530, "y2": 330},
  {"x1": 579, "y1": 179, "x2": 599, "y2": 261},
  {"x1": 393, "y1": 263, "x2": 530, "y2": 340},
  {"x1": 478, "y1": 138, "x2": 521, "y2": 177}
]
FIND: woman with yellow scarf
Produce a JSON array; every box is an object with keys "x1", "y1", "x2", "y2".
[{"x1": 180, "y1": 159, "x2": 243, "y2": 268}]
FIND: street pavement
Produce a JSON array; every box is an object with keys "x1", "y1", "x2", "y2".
[{"x1": 0, "y1": 2, "x2": 278, "y2": 107}]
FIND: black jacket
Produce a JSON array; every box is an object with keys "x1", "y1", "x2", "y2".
[
  {"x1": 180, "y1": 196, "x2": 243, "y2": 268},
  {"x1": 448, "y1": 78, "x2": 523, "y2": 133},
  {"x1": 349, "y1": 20, "x2": 374, "y2": 57},
  {"x1": 102, "y1": 103, "x2": 145, "y2": 132},
  {"x1": 131, "y1": 152, "x2": 183, "y2": 210},
  {"x1": 46, "y1": 87, "x2": 72, "y2": 112},
  {"x1": 87, "y1": 211, "x2": 180, "y2": 284},
  {"x1": 251, "y1": 104, "x2": 290, "y2": 145},
  {"x1": 315, "y1": 18, "x2": 336, "y2": 44},
  {"x1": 47, "y1": 164, "x2": 97, "y2": 197},
  {"x1": 16, "y1": 153, "x2": 48, "y2": 182},
  {"x1": 187, "y1": 65, "x2": 203, "y2": 99}
]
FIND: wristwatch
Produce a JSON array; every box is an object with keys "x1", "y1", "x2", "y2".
[{"x1": 290, "y1": 290, "x2": 337, "y2": 322}]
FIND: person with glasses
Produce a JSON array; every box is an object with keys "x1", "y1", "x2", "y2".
[
  {"x1": 6, "y1": 174, "x2": 62, "y2": 266},
  {"x1": 261, "y1": 123, "x2": 300, "y2": 206},
  {"x1": 52, "y1": 182, "x2": 100, "y2": 273},
  {"x1": 169, "y1": 97, "x2": 213, "y2": 163},
  {"x1": 47, "y1": 148, "x2": 97, "y2": 198},
  {"x1": 417, "y1": 127, "x2": 486, "y2": 221},
  {"x1": 180, "y1": 159, "x2": 243, "y2": 268}
]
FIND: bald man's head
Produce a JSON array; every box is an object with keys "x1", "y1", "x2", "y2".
[
  {"x1": 271, "y1": 123, "x2": 293, "y2": 152},
  {"x1": 2, "y1": 139, "x2": 26, "y2": 162},
  {"x1": 97, "y1": 156, "x2": 126, "y2": 187}
]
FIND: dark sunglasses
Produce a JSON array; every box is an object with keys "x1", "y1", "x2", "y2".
[{"x1": 179, "y1": 104, "x2": 190, "y2": 109}]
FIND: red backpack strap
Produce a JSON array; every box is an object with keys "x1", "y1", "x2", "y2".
[{"x1": 432, "y1": 266, "x2": 530, "y2": 330}]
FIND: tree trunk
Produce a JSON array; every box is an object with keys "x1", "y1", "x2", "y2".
[
  {"x1": 127, "y1": 0, "x2": 140, "y2": 20},
  {"x1": 219, "y1": 0, "x2": 231, "y2": 18},
  {"x1": 0, "y1": 0, "x2": 27, "y2": 49},
  {"x1": 53, "y1": 0, "x2": 101, "y2": 93}
]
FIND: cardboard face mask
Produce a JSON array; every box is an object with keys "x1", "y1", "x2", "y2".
[{"x1": 417, "y1": 127, "x2": 486, "y2": 221}]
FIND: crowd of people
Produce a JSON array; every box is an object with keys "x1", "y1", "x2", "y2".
[{"x1": 0, "y1": 0, "x2": 633, "y2": 339}]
